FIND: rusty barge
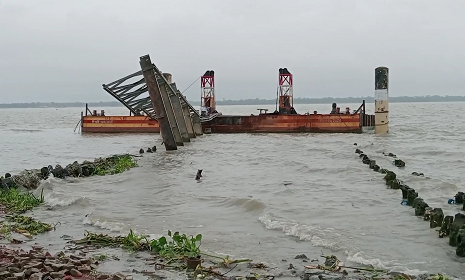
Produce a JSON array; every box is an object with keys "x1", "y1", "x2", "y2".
[
  {"x1": 81, "y1": 67, "x2": 375, "y2": 134},
  {"x1": 81, "y1": 107, "x2": 160, "y2": 133}
]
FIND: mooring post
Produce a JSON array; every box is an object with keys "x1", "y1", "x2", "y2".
[
  {"x1": 168, "y1": 81, "x2": 190, "y2": 142},
  {"x1": 139, "y1": 55, "x2": 177, "y2": 151},
  {"x1": 361, "y1": 100, "x2": 365, "y2": 127},
  {"x1": 80, "y1": 111, "x2": 84, "y2": 132},
  {"x1": 374, "y1": 67, "x2": 389, "y2": 134}
]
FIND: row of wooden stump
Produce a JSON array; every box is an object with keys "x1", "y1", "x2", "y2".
[
  {"x1": 355, "y1": 148, "x2": 465, "y2": 257},
  {"x1": 139, "y1": 146, "x2": 157, "y2": 154}
]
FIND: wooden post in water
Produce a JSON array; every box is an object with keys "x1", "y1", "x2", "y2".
[
  {"x1": 139, "y1": 55, "x2": 177, "y2": 151},
  {"x1": 374, "y1": 67, "x2": 389, "y2": 134}
]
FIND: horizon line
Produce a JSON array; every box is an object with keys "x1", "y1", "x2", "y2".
[{"x1": 2, "y1": 94, "x2": 465, "y2": 105}]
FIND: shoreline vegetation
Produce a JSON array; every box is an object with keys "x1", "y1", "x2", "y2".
[
  {"x1": 0, "y1": 154, "x2": 139, "y2": 242},
  {"x1": 0, "y1": 151, "x2": 455, "y2": 279},
  {"x1": 1, "y1": 95, "x2": 465, "y2": 108}
]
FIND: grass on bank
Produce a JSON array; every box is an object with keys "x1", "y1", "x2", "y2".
[{"x1": 77, "y1": 230, "x2": 251, "y2": 267}]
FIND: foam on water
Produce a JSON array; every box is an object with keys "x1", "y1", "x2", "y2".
[
  {"x1": 82, "y1": 215, "x2": 126, "y2": 233},
  {"x1": 258, "y1": 213, "x2": 341, "y2": 251}
]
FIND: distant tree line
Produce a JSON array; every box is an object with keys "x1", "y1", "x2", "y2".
[
  {"x1": 1, "y1": 95, "x2": 465, "y2": 108},
  {"x1": 216, "y1": 95, "x2": 465, "y2": 105},
  {"x1": 0, "y1": 101, "x2": 124, "y2": 109}
]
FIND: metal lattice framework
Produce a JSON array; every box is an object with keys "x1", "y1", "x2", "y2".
[{"x1": 102, "y1": 66, "x2": 200, "y2": 120}]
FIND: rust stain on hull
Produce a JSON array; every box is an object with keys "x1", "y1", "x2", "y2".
[
  {"x1": 202, "y1": 114, "x2": 362, "y2": 133},
  {"x1": 81, "y1": 114, "x2": 363, "y2": 134},
  {"x1": 81, "y1": 116, "x2": 160, "y2": 133}
]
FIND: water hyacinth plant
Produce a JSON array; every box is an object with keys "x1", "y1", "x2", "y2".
[
  {"x1": 150, "y1": 230, "x2": 202, "y2": 259},
  {"x1": 91, "y1": 154, "x2": 138, "y2": 176},
  {"x1": 0, "y1": 215, "x2": 53, "y2": 239},
  {"x1": 0, "y1": 188, "x2": 44, "y2": 214}
]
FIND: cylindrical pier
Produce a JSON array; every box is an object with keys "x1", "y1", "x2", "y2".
[{"x1": 374, "y1": 67, "x2": 389, "y2": 134}]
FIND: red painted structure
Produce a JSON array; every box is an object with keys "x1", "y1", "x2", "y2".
[
  {"x1": 200, "y1": 70, "x2": 216, "y2": 116},
  {"x1": 278, "y1": 68, "x2": 294, "y2": 114},
  {"x1": 81, "y1": 68, "x2": 374, "y2": 134},
  {"x1": 201, "y1": 113, "x2": 364, "y2": 133},
  {"x1": 81, "y1": 106, "x2": 160, "y2": 133}
]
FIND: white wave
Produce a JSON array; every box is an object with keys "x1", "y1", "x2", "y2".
[
  {"x1": 44, "y1": 193, "x2": 87, "y2": 207},
  {"x1": 258, "y1": 213, "x2": 339, "y2": 250},
  {"x1": 82, "y1": 215, "x2": 125, "y2": 232},
  {"x1": 37, "y1": 174, "x2": 62, "y2": 189},
  {"x1": 258, "y1": 213, "x2": 433, "y2": 275},
  {"x1": 186, "y1": 225, "x2": 204, "y2": 228},
  {"x1": 347, "y1": 252, "x2": 429, "y2": 276}
]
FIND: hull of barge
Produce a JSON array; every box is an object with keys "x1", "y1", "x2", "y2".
[
  {"x1": 81, "y1": 116, "x2": 160, "y2": 133},
  {"x1": 81, "y1": 114, "x2": 370, "y2": 134},
  {"x1": 201, "y1": 114, "x2": 362, "y2": 133}
]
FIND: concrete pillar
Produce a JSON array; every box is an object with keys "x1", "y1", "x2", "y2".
[
  {"x1": 163, "y1": 73, "x2": 173, "y2": 84},
  {"x1": 374, "y1": 67, "x2": 389, "y2": 134},
  {"x1": 170, "y1": 83, "x2": 195, "y2": 138},
  {"x1": 156, "y1": 75, "x2": 184, "y2": 146},
  {"x1": 192, "y1": 115, "x2": 203, "y2": 136},
  {"x1": 177, "y1": 92, "x2": 196, "y2": 138},
  {"x1": 139, "y1": 55, "x2": 177, "y2": 150},
  {"x1": 169, "y1": 90, "x2": 190, "y2": 142},
  {"x1": 168, "y1": 83, "x2": 190, "y2": 142},
  {"x1": 182, "y1": 104, "x2": 196, "y2": 138}
]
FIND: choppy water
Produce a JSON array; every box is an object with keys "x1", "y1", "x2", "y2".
[{"x1": 1, "y1": 102, "x2": 465, "y2": 279}]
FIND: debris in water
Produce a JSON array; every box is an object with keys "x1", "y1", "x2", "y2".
[{"x1": 195, "y1": 169, "x2": 203, "y2": 180}]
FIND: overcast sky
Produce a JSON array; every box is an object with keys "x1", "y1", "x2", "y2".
[{"x1": 0, "y1": 0, "x2": 463, "y2": 103}]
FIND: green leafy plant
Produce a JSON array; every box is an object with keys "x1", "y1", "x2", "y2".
[
  {"x1": 77, "y1": 229, "x2": 251, "y2": 271},
  {"x1": 0, "y1": 188, "x2": 44, "y2": 214},
  {"x1": 0, "y1": 214, "x2": 52, "y2": 241},
  {"x1": 150, "y1": 230, "x2": 202, "y2": 259},
  {"x1": 6, "y1": 215, "x2": 52, "y2": 235}
]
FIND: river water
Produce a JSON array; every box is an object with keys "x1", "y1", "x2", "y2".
[{"x1": 0, "y1": 102, "x2": 464, "y2": 279}]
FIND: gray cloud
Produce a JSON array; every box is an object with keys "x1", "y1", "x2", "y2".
[{"x1": 0, "y1": 0, "x2": 463, "y2": 103}]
